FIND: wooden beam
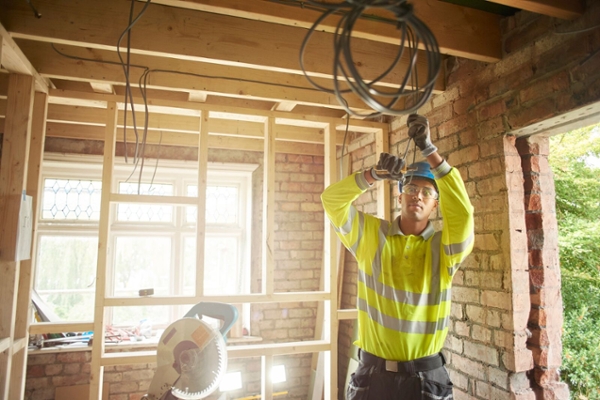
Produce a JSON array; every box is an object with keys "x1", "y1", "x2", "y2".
[
  {"x1": 16, "y1": 40, "x2": 417, "y2": 111},
  {"x1": 151, "y1": 0, "x2": 502, "y2": 62},
  {"x1": 488, "y1": 0, "x2": 584, "y2": 20},
  {"x1": 45, "y1": 89, "x2": 389, "y2": 132},
  {"x1": 90, "y1": 82, "x2": 113, "y2": 94},
  {"x1": 323, "y1": 122, "x2": 338, "y2": 400},
  {"x1": 188, "y1": 91, "x2": 207, "y2": 102},
  {"x1": 1, "y1": 0, "x2": 445, "y2": 90},
  {"x1": 98, "y1": 340, "x2": 331, "y2": 366},
  {"x1": 262, "y1": 116, "x2": 276, "y2": 294},
  {"x1": 29, "y1": 321, "x2": 94, "y2": 335},
  {"x1": 9, "y1": 91, "x2": 48, "y2": 400},
  {"x1": 275, "y1": 101, "x2": 297, "y2": 112},
  {"x1": 195, "y1": 112, "x2": 208, "y2": 296},
  {"x1": 0, "y1": 23, "x2": 49, "y2": 93},
  {"x1": 89, "y1": 102, "x2": 118, "y2": 400},
  {"x1": 0, "y1": 73, "x2": 35, "y2": 400}
]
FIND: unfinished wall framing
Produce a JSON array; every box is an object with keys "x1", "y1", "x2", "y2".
[{"x1": 1, "y1": 84, "x2": 388, "y2": 399}]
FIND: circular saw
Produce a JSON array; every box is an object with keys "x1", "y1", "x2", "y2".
[{"x1": 144, "y1": 302, "x2": 238, "y2": 400}]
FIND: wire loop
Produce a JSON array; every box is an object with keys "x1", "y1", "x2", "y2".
[{"x1": 300, "y1": 0, "x2": 441, "y2": 117}]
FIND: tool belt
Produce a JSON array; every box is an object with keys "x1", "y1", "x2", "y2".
[{"x1": 359, "y1": 349, "x2": 445, "y2": 374}]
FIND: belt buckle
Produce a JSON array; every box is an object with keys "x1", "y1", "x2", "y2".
[{"x1": 385, "y1": 360, "x2": 398, "y2": 372}]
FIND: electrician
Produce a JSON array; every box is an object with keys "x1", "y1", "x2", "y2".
[{"x1": 321, "y1": 114, "x2": 474, "y2": 399}]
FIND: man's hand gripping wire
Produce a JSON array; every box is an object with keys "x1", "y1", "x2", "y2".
[{"x1": 370, "y1": 152, "x2": 406, "y2": 181}]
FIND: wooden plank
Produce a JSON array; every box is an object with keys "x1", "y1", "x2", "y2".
[
  {"x1": 1, "y1": 0, "x2": 444, "y2": 90},
  {"x1": 323, "y1": 122, "x2": 338, "y2": 400},
  {"x1": 262, "y1": 117, "x2": 275, "y2": 294},
  {"x1": 150, "y1": 0, "x2": 502, "y2": 62},
  {"x1": 45, "y1": 103, "x2": 337, "y2": 143},
  {"x1": 0, "y1": 73, "x2": 35, "y2": 400},
  {"x1": 9, "y1": 91, "x2": 48, "y2": 400},
  {"x1": 0, "y1": 23, "x2": 49, "y2": 92},
  {"x1": 188, "y1": 91, "x2": 207, "y2": 103},
  {"x1": 16, "y1": 40, "x2": 377, "y2": 111},
  {"x1": 0, "y1": 337, "x2": 10, "y2": 353},
  {"x1": 195, "y1": 112, "x2": 209, "y2": 297},
  {"x1": 89, "y1": 82, "x2": 113, "y2": 94},
  {"x1": 89, "y1": 102, "x2": 118, "y2": 400},
  {"x1": 98, "y1": 340, "x2": 331, "y2": 366},
  {"x1": 47, "y1": 88, "x2": 389, "y2": 131},
  {"x1": 110, "y1": 193, "x2": 199, "y2": 206},
  {"x1": 337, "y1": 309, "x2": 358, "y2": 320},
  {"x1": 103, "y1": 291, "x2": 332, "y2": 307},
  {"x1": 376, "y1": 126, "x2": 390, "y2": 220},
  {"x1": 488, "y1": 0, "x2": 584, "y2": 19},
  {"x1": 44, "y1": 121, "x2": 328, "y2": 156},
  {"x1": 29, "y1": 321, "x2": 94, "y2": 335},
  {"x1": 261, "y1": 355, "x2": 274, "y2": 400}
]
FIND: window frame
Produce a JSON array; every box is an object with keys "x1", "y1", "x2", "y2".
[{"x1": 35, "y1": 153, "x2": 257, "y2": 330}]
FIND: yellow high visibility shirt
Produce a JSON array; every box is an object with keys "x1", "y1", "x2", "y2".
[{"x1": 321, "y1": 161, "x2": 474, "y2": 361}]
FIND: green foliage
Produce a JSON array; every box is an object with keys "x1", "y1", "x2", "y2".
[{"x1": 549, "y1": 124, "x2": 600, "y2": 399}]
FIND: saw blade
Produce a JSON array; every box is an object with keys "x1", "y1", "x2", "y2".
[{"x1": 146, "y1": 317, "x2": 227, "y2": 400}]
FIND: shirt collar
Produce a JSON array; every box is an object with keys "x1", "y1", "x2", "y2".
[{"x1": 390, "y1": 216, "x2": 435, "y2": 240}]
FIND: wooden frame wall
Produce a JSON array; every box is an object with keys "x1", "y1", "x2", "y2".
[{"x1": 0, "y1": 84, "x2": 388, "y2": 399}]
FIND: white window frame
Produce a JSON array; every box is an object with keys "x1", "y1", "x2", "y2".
[{"x1": 35, "y1": 153, "x2": 256, "y2": 331}]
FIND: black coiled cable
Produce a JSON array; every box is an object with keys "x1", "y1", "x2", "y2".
[{"x1": 299, "y1": 0, "x2": 441, "y2": 117}]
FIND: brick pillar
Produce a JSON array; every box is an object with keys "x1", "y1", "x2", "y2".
[{"x1": 517, "y1": 136, "x2": 569, "y2": 400}]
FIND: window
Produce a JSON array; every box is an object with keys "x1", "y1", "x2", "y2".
[{"x1": 34, "y1": 155, "x2": 256, "y2": 333}]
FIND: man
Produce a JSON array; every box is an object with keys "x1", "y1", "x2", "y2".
[{"x1": 321, "y1": 115, "x2": 474, "y2": 399}]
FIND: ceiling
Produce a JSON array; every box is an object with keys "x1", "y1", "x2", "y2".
[{"x1": 0, "y1": 0, "x2": 585, "y2": 150}]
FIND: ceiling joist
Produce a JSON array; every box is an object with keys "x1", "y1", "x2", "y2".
[{"x1": 488, "y1": 0, "x2": 584, "y2": 20}]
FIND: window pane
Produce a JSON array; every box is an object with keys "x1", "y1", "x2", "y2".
[
  {"x1": 186, "y1": 185, "x2": 239, "y2": 224},
  {"x1": 183, "y1": 236, "x2": 242, "y2": 295},
  {"x1": 35, "y1": 236, "x2": 98, "y2": 321},
  {"x1": 117, "y1": 182, "x2": 173, "y2": 222},
  {"x1": 42, "y1": 178, "x2": 102, "y2": 220},
  {"x1": 113, "y1": 236, "x2": 171, "y2": 296}
]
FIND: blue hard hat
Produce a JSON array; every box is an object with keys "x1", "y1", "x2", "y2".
[{"x1": 398, "y1": 161, "x2": 437, "y2": 193}]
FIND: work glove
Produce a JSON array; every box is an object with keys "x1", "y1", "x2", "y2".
[
  {"x1": 407, "y1": 114, "x2": 437, "y2": 157},
  {"x1": 370, "y1": 152, "x2": 405, "y2": 181}
]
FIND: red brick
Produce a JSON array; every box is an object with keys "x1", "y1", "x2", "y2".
[
  {"x1": 519, "y1": 72, "x2": 570, "y2": 105},
  {"x1": 478, "y1": 99, "x2": 508, "y2": 121},
  {"x1": 504, "y1": 15, "x2": 551, "y2": 54},
  {"x1": 27, "y1": 364, "x2": 45, "y2": 378},
  {"x1": 507, "y1": 97, "x2": 556, "y2": 130}
]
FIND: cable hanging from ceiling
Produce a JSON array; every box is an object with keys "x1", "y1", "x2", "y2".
[{"x1": 299, "y1": 0, "x2": 441, "y2": 117}]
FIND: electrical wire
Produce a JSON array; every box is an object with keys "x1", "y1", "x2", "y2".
[
  {"x1": 299, "y1": 0, "x2": 441, "y2": 117},
  {"x1": 25, "y1": 0, "x2": 42, "y2": 18},
  {"x1": 117, "y1": 0, "x2": 152, "y2": 171}
]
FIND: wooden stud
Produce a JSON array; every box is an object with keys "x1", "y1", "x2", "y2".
[
  {"x1": 88, "y1": 101, "x2": 118, "y2": 400},
  {"x1": 323, "y1": 122, "x2": 339, "y2": 400},
  {"x1": 261, "y1": 355, "x2": 274, "y2": 400},
  {"x1": 376, "y1": 127, "x2": 390, "y2": 220},
  {"x1": 9, "y1": 91, "x2": 48, "y2": 400},
  {"x1": 262, "y1": 116, "x2": 276, "y2": 295},
  {"x1": 0, "y1": 73, "x2": 34, "y2": 400},
  {"x1": 195, "y1": 111, "x2": 209, "y2": 297}
]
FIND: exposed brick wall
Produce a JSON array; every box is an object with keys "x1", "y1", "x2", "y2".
[
  {"x1": 337, "y1": 1, "x2": 599, "y2": 399},
  {"x1": 517, "y1": 136, "x2": 569, "y2": 399}
]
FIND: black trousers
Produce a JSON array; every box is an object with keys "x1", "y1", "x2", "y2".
[{"x1": 346, "y1": 351, "x2": 454, "y2": 400}]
